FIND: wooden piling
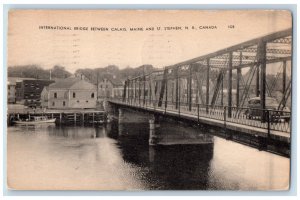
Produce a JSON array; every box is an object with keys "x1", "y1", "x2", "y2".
[{"x1": 92, "y1": 112, "x2": 95, "y2": 124}]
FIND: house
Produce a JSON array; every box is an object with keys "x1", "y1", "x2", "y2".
[
  {"x1": 43, "y1": 77, "x2": 97, "y2": 109},
  {"x1": 8, "y1": 77, "x2": 54, "y2": 107},
  {"x1": 8, "y1": 77, "x2": 35, "y2": 104},
  {"x1": 40, "y1": 86, "x2": 49, "y2": 108},
  {"x1": 7, "y1": 81, "x2": 16, "y2": 104},
  {"x1": 98, "y1": 75, "x2": 123, "y2": 99}
]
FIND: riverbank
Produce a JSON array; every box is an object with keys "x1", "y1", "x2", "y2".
[{"x1": 7, "y1": 103, "x2": 104, "y2": 114}]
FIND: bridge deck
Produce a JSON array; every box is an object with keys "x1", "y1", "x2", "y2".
[{"x1": 109, "y1": 100, "x2": 290, "y2": 144}]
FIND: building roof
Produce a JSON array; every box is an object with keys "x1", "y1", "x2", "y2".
[
  {"x1": 108, "y1": 77, "x2": 123, "y2": 86},
  {"x1": 100, "y1": 74, "x2": 123, "y2": 86},
  {"x1": 7, "y1": 77, "x2": 36, "y2": 85},
  {"x1": 49, "y1": 77, "x2": 79, "y2": 89},
  {"x1": 49, "y1": 77, "x2": 96, "y2": 90}
]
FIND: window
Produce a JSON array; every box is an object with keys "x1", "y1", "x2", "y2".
[
  {"x1": 73, "y1": 92, "x2": 76, "y2": 98},
  {"x1": 52, "y1": 102, "x2": 55, "y2": 106},
  {"x1": 100, "y1": 85, "x2": 102, "y2": 89},
  {"x1": 63, "y1": 101, "x2": 65, "y2": 106},
  {"x1": 77, "y1": 100, "x2": 80, "y2": 103},
  {"x1": 86, "y1": 100, "x2": 89, "y2": 103},
  {"x1": 8, "y1": 86, "x2": 10, "y2": 90},
  {"x1": 91, "y1": 93, "x2": 94, "y2": 98},
  {"x1": 106, "y1": 85, "x2": 108, "y2": 88},
  {"x1": 54, "y1": 92, "x2": 57, "y2": 98}
]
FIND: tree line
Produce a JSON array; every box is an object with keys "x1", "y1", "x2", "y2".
[{"x1": 8, "y1": 65, "x2": 72, "y2": 80}]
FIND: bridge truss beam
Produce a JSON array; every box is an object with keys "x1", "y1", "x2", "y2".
[{"x1": 122, "y1": 28, "x2": 292, "y2": 123}]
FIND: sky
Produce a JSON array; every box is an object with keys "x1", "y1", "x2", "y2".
[{"x1": 7, "y1": 10, "x2": 292, "y2": 73}]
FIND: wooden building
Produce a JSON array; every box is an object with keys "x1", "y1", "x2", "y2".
[
  {"x1": 10, "y1": 77, "x2": 54, "y2": 107},
  {"x1": 42, "y1": 77, "x2": 97, "y2": 109},
  {"x1": 7, "y1": 80, "x2": 16, "y2": 104},
  {"x1": 98, "y1": 75, "x2": 123, "y2": 99}
]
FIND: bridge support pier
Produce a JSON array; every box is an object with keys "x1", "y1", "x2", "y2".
[
  {"x1": 148, "y1": 146, "x2": 155, "y2": 163},
  {"x1": 118, "y1": 108, "x2": 125, "y2": 135},
  {"x1": 149, "y1": 115, "x2": 160, "y2": 146},
  {"x1": 118, "y1": 108, "x2": 124, "y2": 123}
]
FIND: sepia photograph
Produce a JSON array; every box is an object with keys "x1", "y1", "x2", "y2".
[{"x1": 6, "y1": 9, "x2": 293, "y2": 191}]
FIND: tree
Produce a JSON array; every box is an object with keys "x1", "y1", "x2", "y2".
[
  {"x1": 51, "y1": 65, "x2": 72, "y2": 79},
  {"x1": 8, "y1": 65, "x2": 49, "y2": 79},
  {"x1": 8, "y1": 65, "x2": 72, "y2": 79}
]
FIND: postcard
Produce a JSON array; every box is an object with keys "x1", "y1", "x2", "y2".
[{"x1": 7, "y1": 10, "x2": 292, "y2": 190}]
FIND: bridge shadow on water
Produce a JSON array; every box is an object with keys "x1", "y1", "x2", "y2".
[{"x1": 107, "y1": 119, "x2": 215, "y2": 190}]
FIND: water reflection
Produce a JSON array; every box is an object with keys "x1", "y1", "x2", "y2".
[
  {"x1": 148, "y1": 145, "x2": 213, "y2": 190},
  {"x1": 7, "y1": 114, "x2": 290, "y2": 190},
  {"x1": 113, "y1": 120, "x2": 214, "y2": 189}
]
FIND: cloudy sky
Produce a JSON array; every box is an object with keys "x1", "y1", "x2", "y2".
[{"x1": 8, "y1": 10, "x2": 292, "y2": 73}]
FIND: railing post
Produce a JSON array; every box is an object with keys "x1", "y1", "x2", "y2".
[
  {"x1": 224, "y1": 106, "x2": 227, "y2": 128},
  {"x1": 267, "y1": 110, "x2": 271, "y2": 138},
  {"x1": 178, "y1": 97, "x2": 181, "y2": 117},
  {"x1": 197, "y1": 103, "x2": 200, "y2": 124}
]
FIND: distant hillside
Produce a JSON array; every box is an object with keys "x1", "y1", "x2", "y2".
[{"x1": 75, "y1": 64, "x2": 157, "y2": 84}]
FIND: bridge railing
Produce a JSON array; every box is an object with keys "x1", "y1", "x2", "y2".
[
  {"x1": 228, "y1": 106, "x2": 291, "y2": 133},
  {"x1": 109, "y1": 97, "x2": 291, "y2": 134}
]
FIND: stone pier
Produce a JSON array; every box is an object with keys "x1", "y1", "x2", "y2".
[
  {"x1": 149, "y1": 115, "x2": 160, "y2": 146},
  {"x1": 118, "y1": 108, "x2": 124, "y2": 123},
  {"x1": 118, "y1": 108, "x2": 125, "y2": 135}
]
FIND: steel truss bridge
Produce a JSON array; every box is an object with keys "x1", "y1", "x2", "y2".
[{"x1": 109, "y1": 28, "x2": 292, "y2": 141}]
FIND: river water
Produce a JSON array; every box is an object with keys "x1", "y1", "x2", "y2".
[{"x1": 7, "y1": 111, "x2": 290, "y2": 190}]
